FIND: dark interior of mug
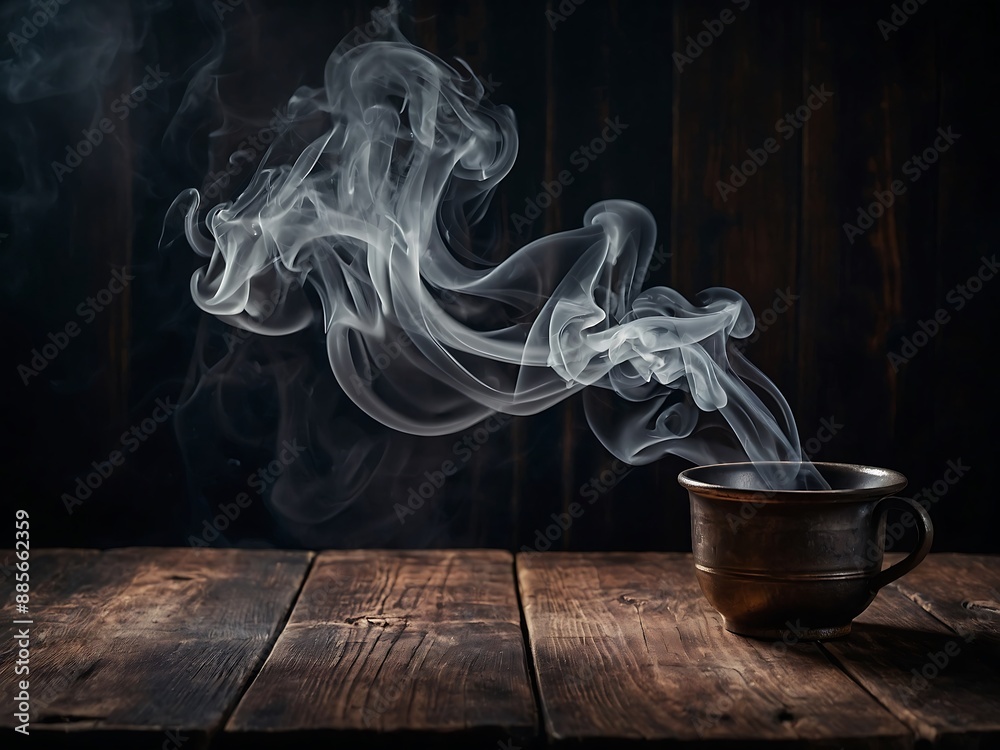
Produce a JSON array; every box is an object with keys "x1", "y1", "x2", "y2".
[{"x1": 682, "y1": 462, "x2": 907, "y2": 494}]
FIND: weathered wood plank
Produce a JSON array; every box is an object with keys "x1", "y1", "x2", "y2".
[
  {"x1": 821, "y1": 564, "x2": 1000, "y2": 746},
  {"x1": 224, "y1": 549, "x2": 537, "y2": 748},
  {"x1": 0, "y1": 547, "x2": 312, "y2": 749},
  {"x1": 518, "y1": 551, "x2": 911, "y2": 747},
  {"x1": 888, "y1": 554, "x2": 1000, "y2": 659}
]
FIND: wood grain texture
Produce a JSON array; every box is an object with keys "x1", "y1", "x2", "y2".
[
  {"x1": 821, "y1": 563, "x2": 1000, "y2": 746},
  {"x1": 224, "y1": 549, "x2": 537, "y2": 748},
  {"x1": 0, "y1": 547, "x2": 311, "y2": 749},
  {"x1": 799, "y1": 0, "x2": 939, "y2": 470},
  {"x1": 404, "y1": 0, "x2": 538, "y2": 550},
  {"x1": 518, "y1": 551, "x2": 911, "y2": 747},
  {"x1": 928, "y1": 0, "x2": 1000, "y2": 554},
  {"x1": 888, "y1": 554, "x2": 1000, "y2": 659},
  {"x1": 672, "y1": 0, "x2": 803, "y2": 411},
  {"x1": 797, "y1": 0, "x2": 845, "y2": 448}
]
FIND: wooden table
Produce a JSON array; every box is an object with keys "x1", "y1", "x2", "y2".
[{"x1": 2, "y1": 550, "x2": 998, "y2": 748}]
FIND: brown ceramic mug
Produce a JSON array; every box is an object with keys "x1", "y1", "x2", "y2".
[{"x1": 677, "y1": 461, "x2": 933, "y2": 639}]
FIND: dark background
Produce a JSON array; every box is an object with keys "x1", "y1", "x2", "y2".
[{"x1": 1, "y1": 0, "x2": 997, "y2": 553}]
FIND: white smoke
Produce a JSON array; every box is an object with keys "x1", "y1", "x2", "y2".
[{"x1": 172, "y1": 8, "x2": 820, "y2": 490}]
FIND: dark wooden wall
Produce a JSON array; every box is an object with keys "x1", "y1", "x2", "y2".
[
  {"x1": 3, "y1": 0, "x2": 997, "y2": 553},
  {"x1": 398, "y1": 0, "x2": 999, "y2": 553}
]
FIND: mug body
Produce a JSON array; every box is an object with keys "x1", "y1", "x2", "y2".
[{"x1": 680, "y1": 462, "x2": 908, "y2": 639}]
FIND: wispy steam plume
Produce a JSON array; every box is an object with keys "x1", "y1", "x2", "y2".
[{"x1": 173, "y1": 9, "x2": 819, "y2": 490}]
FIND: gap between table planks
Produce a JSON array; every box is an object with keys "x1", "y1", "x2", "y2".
[
  {"x1": 221, "y1": 549, "x2": 538, "y2": 749},
  {"x1": 0, "y1": 547, "x2": 313, "y2": 750},
  {"x1": 3, "y1": 549, "x2": 998, "y2": 748},
  {"x1": 819, "y1": 553, "x2": 1000, "y2": 747}
]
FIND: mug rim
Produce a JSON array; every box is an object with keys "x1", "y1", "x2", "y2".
[{"x1": 677, "y1": 460, "x2": 907, "y2": 501}]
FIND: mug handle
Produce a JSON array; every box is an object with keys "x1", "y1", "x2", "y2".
[{"x1": 869, "y1": 495, "x2": 934, "y2": 593}]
